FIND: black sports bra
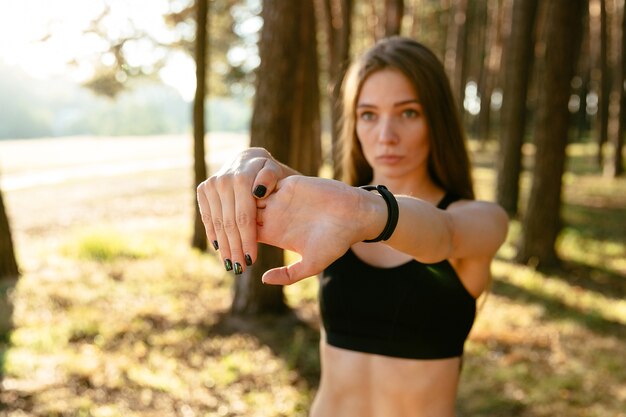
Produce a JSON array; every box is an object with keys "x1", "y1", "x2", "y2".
[{"x1": 319, "y1": 193, "x2": 476, "y2": 359}]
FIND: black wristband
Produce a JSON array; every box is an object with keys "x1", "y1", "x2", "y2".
[{"x1": 360, "y1": 185, "x2": 399, "y2": 243}]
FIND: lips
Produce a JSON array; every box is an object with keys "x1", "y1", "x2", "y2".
[{"x1": 376, "y1": 155, "x2": 403, "y2": 164}]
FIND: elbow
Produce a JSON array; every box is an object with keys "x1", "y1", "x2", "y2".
[{"x1": 420, "y1": 212, "x2": 455, "y2": 264}]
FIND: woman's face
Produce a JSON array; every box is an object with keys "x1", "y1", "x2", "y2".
[{"x1": 355, "y1": 68, "x2": 430, "y2": 183}]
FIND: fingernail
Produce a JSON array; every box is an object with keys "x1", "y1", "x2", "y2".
[
  {"x1": 253, "y1": 185, "x2": 267, "y2": 198},
  {"x1": 212, "y1": 240, "x2": 219, "y2": 250},
  {"x1": 245, "y1": 254, "x2": 252, "y2": 266},
  {"x1": 224, "y1": 259, "x2": 233, "y2": 271},
  {"x1": 234, "y1": 262, "x2": 243, "y2": 275}
]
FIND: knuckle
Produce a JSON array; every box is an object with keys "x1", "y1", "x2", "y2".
[
  {"x1": 222, "y1": 218, "x2": 237, "y2": 231},
  {"x1": 201, "y1": 212, "x2": 212, "y2": 225},
  {"x1": 233, "y1": 172, "x2": 252, "y2": 188},
  {"x1": 236, "y1": 212, "x2": 251, "y2": 227},
  {"x1": 207, "y1": 176, "x2": 220, "y2": 188},
  {"x1": 213, "y1": 217, "x2": 224, "y2": 232}
]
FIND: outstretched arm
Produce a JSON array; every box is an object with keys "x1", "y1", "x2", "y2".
[
  {"x1": 196, "y1": 147, "x2": 299, "y2": 273},
  {"x1": 255, "y1": 176, "x2": 508, "y2": 287}
]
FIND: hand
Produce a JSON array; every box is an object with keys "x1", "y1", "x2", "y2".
[
  {"x1": 196, "y1": 148, "x2": 284, "y2": 273},
  {"x1": 256, "y1": 176, "x2": 376, "y2": 285}
]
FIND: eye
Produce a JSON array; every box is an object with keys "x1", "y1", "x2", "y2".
[
  {"x1": 358, "y1": 111, "x2": 376, "y2": 121},
  {"x1": 401, "y1": 109, "x2": 420, "y2": 118}
]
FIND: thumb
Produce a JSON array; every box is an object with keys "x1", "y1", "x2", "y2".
[
  {"x1": 252, "y1": 159, "x2": 282, "y2": 199},
  {"x1": 261, "y1": 258, "x2": 318, "y2": 286}
]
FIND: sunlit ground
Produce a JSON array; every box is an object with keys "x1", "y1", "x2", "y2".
[{"x1": 1, "y1": 136, "x2": 625, "y2": 416}]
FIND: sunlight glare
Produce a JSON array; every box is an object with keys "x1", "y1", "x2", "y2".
[{"x1": 0, "y1": 0, "x2": 193, "y2": 100}]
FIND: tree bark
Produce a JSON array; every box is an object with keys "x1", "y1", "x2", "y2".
[
  {"x1": 290, "y1": 0, "x2": 322, "y2": 177},
  {"x1": 575, "y1": 16, "x2": 591, "y2": 141},
  {"x1": 516, "y1": 0, "x2": 587, "y2": 268},
  {"x1": 192, "y1": 0, "x2": 209, "y2": 251},
  {"x1": 384, "y1": 0, "x2": 405, "y2": 36},
  {"x1": 318, "y1": 0, "x2": 353, "y2": 178},
  {"x1": 0, "y1": 186, "x2": 19, "y2": 337},
  {"x1": 0, "y1": 189, "x2": 17, "y2": 280},
  {"x1": 605, "y1": 0, "x2": 625, "y2": 177},
  {"x1": 232, "y1": 0, "x2": 321, "y2": 316},
  {"x1": 444, "y1": 0, "x2": 469, "y2": 113},
  {"x1": 496, "y1": 0, "x2": 539, "y2": 217},
  {"x1": 596, "y1": 0, "x2": 610, "y2": 167},
  {"x1": 476, "y1": 0, "x2": 504, "y2": 142}
]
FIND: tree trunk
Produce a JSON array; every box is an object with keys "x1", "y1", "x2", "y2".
[
  {"x1": 445, "y1": 0, "x2": 469, "y2": 113},
  {"x1": 596, "y1": 0, "x2": 610, "y2": 167},
  {"x1": 575, "y1": 17, "x2": 592, "y2": 141},
  {"x1": 476, "y1": 0, "x2": 504, "y2": 142},
  {"x1": 318, "y1": 0, "x2": 353, "y2": 178},
  {"x1": 0, "y1": 187, "x2": 19, "y2": 337},
  {"x1": 605, "y1": 0, "x2": 625, "y2": 177},
  {"x1": 232, "y1": 0, "x2": 321, "y2": 316},
  {"x1": 517, "y1": 0, "x2": 587, "y2": 268},
  {"x1": 384, "y1": 0, "x2": 405, "y2": 36},
  {"x1": 290, "y1": 0, "x2": 322, "y2": 177},
  {"x1": 496, "y1": 0, "x2": 539, "y2": 217},
  {"x1": 191, "y1": 0, "x2": 209, "y2": 251}
]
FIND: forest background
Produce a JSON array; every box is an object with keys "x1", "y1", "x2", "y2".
[{"x1": 1, "y1": 0, "x2": 625, "y2": 416}]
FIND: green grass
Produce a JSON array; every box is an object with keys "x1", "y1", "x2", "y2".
[{"x1": 1, "y1": 140, "x2": 625, "y2": 416}]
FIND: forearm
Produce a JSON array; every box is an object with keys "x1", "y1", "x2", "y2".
[{"x1": 358, "y1": 190, "x2": 453, "y2": 263}]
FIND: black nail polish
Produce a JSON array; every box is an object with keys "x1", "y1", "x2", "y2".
[
  {"x1": 212, "y1": 240, "x2": 219, "y2": 250},
  {"x1": 224, "y1": 259, "x2": 233, "y2": 271},
  {"x1": 234, "y1": 262, "x2": 243, "y2": 275},
  {"x1": 253, "y1": 185, "x2": 267, "y2": 198},
  {"x1": 244, "y1": 254, "x2": 253, "y2": 266}
]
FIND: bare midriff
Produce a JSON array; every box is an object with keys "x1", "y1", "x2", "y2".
[{"x1": 309, "y1": 341, "x2": 461, "y2": 417}]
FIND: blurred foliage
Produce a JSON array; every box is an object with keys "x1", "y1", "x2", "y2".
[{"x1": 77, "y1": 0, "x2": 258, "y2": 98}]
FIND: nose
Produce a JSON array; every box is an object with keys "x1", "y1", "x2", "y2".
[{"x1": 377, "y1": 116, "x2": 399, "y2": 144}]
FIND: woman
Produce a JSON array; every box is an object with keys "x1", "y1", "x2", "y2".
[{"x1": 197, "y1": 37, "x2": 508, "y2": 417}]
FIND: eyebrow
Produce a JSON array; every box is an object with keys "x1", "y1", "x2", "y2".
[{"x1": 357, "y1": 99, "x2": 421, "y2": 108}]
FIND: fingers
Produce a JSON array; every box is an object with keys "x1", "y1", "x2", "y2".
[
  {"x1": 203, "y1": 178, "x2": 238, "y2": 272},
  {"x1": 196, "y1": 154, "x2": 286, "y2": 277},
  {"x1": 197, "y1": 174, "x2": 257, "y2": 275},
  {"x1": 252, "y1": 159, "x2": 283, "y2": 199}
]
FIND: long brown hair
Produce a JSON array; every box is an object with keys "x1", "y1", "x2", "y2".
[{"x1": 340, "y1": 36, "x2": 475, "y2": 200}]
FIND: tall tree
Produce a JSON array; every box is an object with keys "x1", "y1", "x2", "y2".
[
  {"x1": 596, "y1": 0, "x2": 610, "y2": 167},
  {"x1": 317, "y1": 0, "x2": 354, "y2": 178},
  {"x1": 444, "y1": 0, "x2": 469, "y2": 113},
  {"x1": 232, "y1": 0, "x2": 322, "y2": 315},
  {"x1": 290, "y1": 0, "x2": 323, "y2": 177},
  {"x1": 517, "y1": 0, "x2": 587, "y2": 267},
  {"x1": 496, "y1": 0, "x2": 539, "y2": 217},
  {"x1": 191, "y1": 0, "x2": 209, "y2": 251},
  {"x1": 605, "y1": 0, "x2": 625, "y2": 177},
  {"x1": 0, "y1": 186, "x2": 19, "y2": 339},
  {"x1": 476, "y1": 0, "x2": 505, "y2": 142},
  {"x1": 384, "y1": 0, "x2": 405, "y2": 36},
  {"x1": 574, "y1": 14, "x2": 592, "y2": 141}
]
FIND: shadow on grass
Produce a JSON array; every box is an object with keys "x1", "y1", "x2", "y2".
[
  {"x1": 548, "y1": 260, "x2": 626, "y2": 300},
  {"x1": 563, "y1": 203, "x2": 626, "y2": 243},
  {"x1": 492, "y1": 278, "x2": 626, "y2": 339},
  {"x1": 207, "y1": 310, "x2": 321, "y2": 390}
]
